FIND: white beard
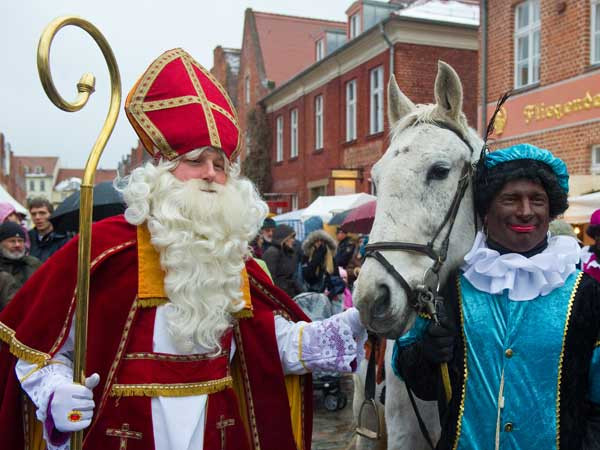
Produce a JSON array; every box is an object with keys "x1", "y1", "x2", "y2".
[{"x1": 118, "y1": 158, "x2": 268, "y2": 353}]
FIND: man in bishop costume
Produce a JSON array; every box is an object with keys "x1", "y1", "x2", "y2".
[{"x1": 0, "y1": 48, "x2": 365, "y2": 450}]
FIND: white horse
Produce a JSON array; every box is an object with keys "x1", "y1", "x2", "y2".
[{"x1": 352, "y1": 61, "x2": 483, "y2": 449}]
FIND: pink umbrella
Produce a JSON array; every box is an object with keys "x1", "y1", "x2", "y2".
[{"x1": 341, "y1": 200, "x2": 376, "y2": 234}]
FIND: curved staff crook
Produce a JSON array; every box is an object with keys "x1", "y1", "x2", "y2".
[{"x1": 37, "y1": 16, "x2": 121, "y2": 450}]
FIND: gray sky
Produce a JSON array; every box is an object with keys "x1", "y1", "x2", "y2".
[{"x1": 0, "y1": 1, "x2": 350, "y2": 169}]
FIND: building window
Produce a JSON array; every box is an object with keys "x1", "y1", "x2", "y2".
[
  {"x1": 370, "y1": 66, "x2": 384, "y2": 134},
  {"x1": 309, "y1": 185, "x2": 326, "y2": 203},
  {"x1": 245, "y1": 75, "x2": 250, "y2": 104},
  {"x1": 592, "y1": 145, "x2": 600, "y2": 173},
  {"x1": 514, "y1": 0, "x2": 540, "y2": 88},
  {"x1": 350, "y1": 13, "x2": 361, "y2": 39},
  {"x1": 315, "y1": 95, "x2": 324, "y2": 150},
  {"x1": 291, "y1": 194, "x2": 298, "y2": 211},
  {"x1": 245, "y1": 134, "x2": 251, "y2": 156},
  {"x1": 290, "y1": 109, "x2": 298, "y2": 158},
  {"x1": 35, "y1": 166, "x2": 42, "y2": 174},
  {"x1": 316, "y1": 39, "x2": 324, "y2": 61},
  {"x1": 346, "y1": 80, "x2": 357, "y2": 141},
  {"x1": 23, "y1": 165, "x2": 29, "y2": 174},
  {"x1": 40, "y1": 180, "x2": 45, "y2": 191},
  {"x1": 593, "y1": 0, "x2": 600, "y2": 64},
  {"x1": 276, "y1": 116, "x2": 284, "y2": 162},
  {"x1": 29, "y1": 180, "x2": 34, "y2": 191}
]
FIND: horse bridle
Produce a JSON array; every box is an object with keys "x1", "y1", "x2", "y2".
[{"x1": 364, "y1": 121, "x2": 478, "y2": 319}]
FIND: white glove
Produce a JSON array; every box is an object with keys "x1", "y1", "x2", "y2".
[{"x1": 50, "y1": 373, "x2": 100, "y2": 432}]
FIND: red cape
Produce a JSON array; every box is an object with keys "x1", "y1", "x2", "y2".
[{"x1": 0, "y1": 215, "x2": 312, "y2": 449}]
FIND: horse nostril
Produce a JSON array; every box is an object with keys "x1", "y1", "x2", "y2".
[{"x1": 372, "y1": 284, "x2": 391, "y2": 318}]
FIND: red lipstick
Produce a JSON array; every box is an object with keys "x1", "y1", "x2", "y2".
[{"x1": 509, "y1": 224, "x2": 535, "y2": 233}]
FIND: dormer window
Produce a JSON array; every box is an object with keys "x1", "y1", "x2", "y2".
[
  {"x1": 35, "y1": 166, "x2": 42, "y2": 174},
  {"x1": 315, "y1": 39, "x2": 324, "y2": 61},
  {"x1": 350, "y1": 13, "x2": 361, "y2": 39},
  {"x1": 23, "y1": 166, "x2": 29, "y2": 174}
]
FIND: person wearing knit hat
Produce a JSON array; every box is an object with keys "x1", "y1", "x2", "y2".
[
  {"x1": 394, "y1": 143, "x2": 600, "y2": 449},
  {"x1": 0, "y1": 221, "x2": 40, "y2": 290},
  {"x1": 0, "y1": 49, "x2": 366, "y2": 450},
  {"x1": 260, "y1": 216, "x2": 277, "y2": 253}
]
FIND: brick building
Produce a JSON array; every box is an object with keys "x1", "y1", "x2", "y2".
[
  {"x1": 0, "y1": 133, "x2": 26, "y2": 205},
  {"x1": 117, "y1": 141, "x2": 152, "y2": 176},
  {"x1": 210, "y1": 47, "x2": 241, "y2": 107},
  {"x1": 481, "y1": 0, "x2": 600, "y2": 197},
  {"x1": 261, "y1": 0, "x2": 479, "y2": 211},
  {"x1": 213, "y1": 9, "x2": 347, "y2": 160}
]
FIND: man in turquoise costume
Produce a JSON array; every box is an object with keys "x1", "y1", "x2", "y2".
[{"x1": 393, "y1": 144, "x2": 600, "y2": 449}]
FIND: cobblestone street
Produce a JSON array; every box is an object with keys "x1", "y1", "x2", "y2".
[{"x1": 311, "y1": 374, "x2": 355, "y2": 449}]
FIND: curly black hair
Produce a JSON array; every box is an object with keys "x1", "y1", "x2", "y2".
[
  {"x1": 474, "y1": 159, "x2": 568, "y2": 220},
  {"x1": 586, "y1": 224, "x2": 600, "y2": 239}
]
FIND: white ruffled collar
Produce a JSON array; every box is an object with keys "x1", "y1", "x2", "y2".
[{"x1": 461, "y1": 232, "x2": 580, "y2": 301}]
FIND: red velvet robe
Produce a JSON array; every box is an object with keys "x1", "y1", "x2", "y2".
[{"x1": 0, "y1": 215, "x2": 312, "y2": 449}]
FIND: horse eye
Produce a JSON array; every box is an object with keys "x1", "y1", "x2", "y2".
[{"x1": 427, "y1": 164, "x2": 450, "y2": 181}]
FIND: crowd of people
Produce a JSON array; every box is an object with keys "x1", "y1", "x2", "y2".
[
  {"x1": 0, "y1": 197, "x2": 70, "y2": 309},
  {"x1": 255, "y1": 216, "x2": 368, "y2": 311}
]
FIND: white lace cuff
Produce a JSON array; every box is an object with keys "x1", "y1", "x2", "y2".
[{"x1": 16, "y1": 356, "x2": 73, "y2": 423}]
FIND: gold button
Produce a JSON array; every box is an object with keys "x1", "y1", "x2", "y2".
[
  {"x1": 504, "y1": 422, "x2": 513, "y2": 432},
  {"x1": 505, "y1": 348, "x2": 513, "y2": 358}
]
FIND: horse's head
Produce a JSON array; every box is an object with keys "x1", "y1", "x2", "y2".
[{"x1": 354, "y1": 61, "x2": 483, "y2": 338}]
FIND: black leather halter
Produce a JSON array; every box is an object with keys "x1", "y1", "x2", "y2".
[{"x1": 364, "y1": 121, "x2": 477, "y2": 317}]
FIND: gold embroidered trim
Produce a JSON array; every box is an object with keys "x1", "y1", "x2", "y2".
[
  {"x1": 273, "y1": 310, "x2": 292, "y2": 321},
  {"x1": 233, "y1": 308, "x2": 254, "y2": 319},
  {"x1": 452, "y1": 276, "x2": 468, "y2": 450},
  {"x1": 233, "y1": 324, "x2": 261, "y2": 449},
  {"x1": 110, "y1": 376, "x2": 232, "y2": 398},
  {"x1": 298, "y1": 325, "x2": 308, "y2": 371},
  {"x1": 181, "y1": 57, "x2": 221, "y2": 149},
  {"x1": 123, "y1": 351, "x2": 227, "y2": 362},
  {"x1": 556, "y1": 271, "x2": 582, "y2": 448},
  {"x1": 190, "y1": 58, "x2": 238, "y2": 118},
  {"x1": 0, "y1": 321, "x2": 50, "y2": 366},
  {"x1": 94, "y1": 297, "x2": 139, "y2": 426},
  {"x1": 142, "y1": 96, "x2": 238, "y2": 127},
  {"x1": 595, "y1": 340, "x2": 600, "y2": 348},
  {"x1": 129, "y1": 49, "x2": 182, "y2": 159},
  {"x1": 136, "y1": 298, "x2": 168, "y2": 308},
  {"x1": 49, "y1": 240, "x2": 137, "y2": 356}
]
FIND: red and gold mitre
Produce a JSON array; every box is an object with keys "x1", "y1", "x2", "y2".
[{"x1": 125, "y1": 48, "x2": 241, "y2": 161}]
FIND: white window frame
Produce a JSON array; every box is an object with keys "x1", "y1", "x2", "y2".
[
  {"x1": 514, "y1": 0, "x2": 540, "y2": 88},
  {"x1": 291, "y1": 194, "x2": 299, "y2": 211},
  {"x1": 290, "y1": 109, "x2": 298, "y2": 158},
  {"x1": 315, "y1": 95, "x2": 323, "y2": 150},
  {"x1": 591, "y1": 145, "x2": 600, "y2": 174},
  {"x1": 592, "y1": 0, "x2": 600, "y2": 64},
  {"x1": 350, "y1": 13, "x2": 361, "y2": 39},
  {"x1": 369, "y1": 66, "x2": 384, "y2": 134},
  {"x1": 245, "y1": 75, "x2": 250, "y2": 104},
  {"x1": 346, "y1": 80, "x2": 357, "y2": 141},
  {"x1": 276, "y1": 116, "x2": 284, "y2": 162},
  {"x1": 316, "y1": 39, "x2": 324, "y2": 61},
  {"x1": 29, "y1": 180, "x2": 34, "y2": 191},
  {"x1": 245, "y1": 134, "x2": 251, "y2": 156},
  {"x1": 40, "y1": 179, "x2": 45, "y2": 191}
]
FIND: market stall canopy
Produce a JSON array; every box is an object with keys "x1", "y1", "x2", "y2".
[
  {"x1": 563, "y1": 191, "x2": 600, "y2": 223},
  {"x1": 0, "y1": 185, "x2": 27, "y2": 216},
  {"x1": 300, "y1": 193, "x2": 376, "y2": 223},
  {"x1": 272, "y1": 208, "x2": 307, "y2": 241}
]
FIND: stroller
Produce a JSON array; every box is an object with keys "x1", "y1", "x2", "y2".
[{"x1": 293, "y1": 292, "x2": 348, "y2": 411}]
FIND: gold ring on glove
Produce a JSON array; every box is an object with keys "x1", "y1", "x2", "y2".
[{"x1": 68, "y1": 410, "x2": 83, "y2": 422}]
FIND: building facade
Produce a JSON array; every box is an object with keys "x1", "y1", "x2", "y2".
[
  {"x1": 482, "y1": 0, "x2": 600, "y2": 197},
  {"x1": 262, "y1": 1, "x2": 479, "y2": 212}
]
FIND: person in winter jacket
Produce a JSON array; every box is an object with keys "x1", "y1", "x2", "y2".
[
  {"x1": 301, "y1": 230, "x2": 337, "y2": 293},
  {"x1": 262, "y1": 224, "x2": 303, "y2": 297}
]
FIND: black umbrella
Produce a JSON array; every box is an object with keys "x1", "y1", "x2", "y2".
[
  {"x1": 50, "y1": 181, "x2": 126, "y2": 233},
  {"x1": 328, "y1": 208, "x2": 352, "y2": 226}
]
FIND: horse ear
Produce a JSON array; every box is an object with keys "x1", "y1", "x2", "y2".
[
  {"x1": 388, "y1": 74, "x2": 415, "y2": 126},
  {"x1": 434, "y1": 61, "x2": 463, "y2": 122}
]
